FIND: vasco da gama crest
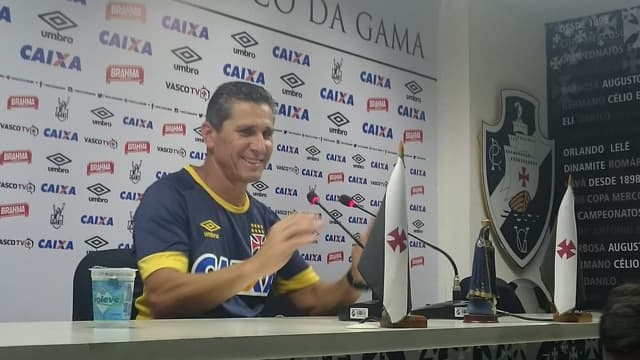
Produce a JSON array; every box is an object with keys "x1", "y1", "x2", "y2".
[{"x1": 482, "y1": 90, "x2": 554, "y2": 269}]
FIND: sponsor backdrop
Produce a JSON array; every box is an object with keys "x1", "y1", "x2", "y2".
[
  {"x1": 547, "y1": 6, "x2": 640, "y2": 309},
  {"x1": 0, "y1": 0, "x2": 438, "y2": 321}
]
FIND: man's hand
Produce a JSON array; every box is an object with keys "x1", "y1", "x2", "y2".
[{"x1": 252, "y1": 212, "x2": 324, "y2": 278}]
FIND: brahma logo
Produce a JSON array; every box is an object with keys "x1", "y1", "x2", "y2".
[
  {"x1": 352, "y1": 153, "x2": 365, "y2": 169},
  {"x1": 320, "y1": 87, "x2": 354, "y2": 106},
  {"x1": 7, "y1": 96, "x2": 38, "y2": 110},
  {"x1": 90, "y1": 107, "x2": 114, "y2": 127},
  {"x1": 251, "y1": 181, "x2": 268, "y2": 198},
  {"x1": 272, "y1": 46, "x2": 310, "y2": 66},
  {"x1": 231, "y1": 31, "x2": 257, "y2": 58},
  {"x1": 38, "y1": 11, "x2": 77, "y2": 44},
  {"x1": 411, "y1": 185, "x2": 425, "y2": 196},
  {"x1": 411, "y1": 256, "x2": 425, "y2": 268},
  {"x1": 0, "y1": 181, "x2": 35, "y2": 194},
  {"x1": 46, "y1": 153, "x2": 71, "y2": 174},
  {"x1": 38, "y1": 239, "x2": 73, "y2": 250},
  {"x1": 326, "y1": 152, "x2": 346, "y2": 163},
  {"x1": 98, "y1": 30, "x2": 153, "y2": 56},
  {"x1": 405, "y1": 80, "x2": 423, "y2": 103},
  {"x1": 122, "y1": 116, "x2": 153, "y2": 129},
  {"x1": 359, "y1": 71, "x2": 391, "y2": 88},
  {"x1": 276, "y1": 144, "x2": 299, "y2": 155},
  {"x1": 81, "y1": 215, "x2": 114, "y2": 226},
  {"x1": 0, "y1": 122, "x2": 39, "y2": 137},
  {"x1": 106, "y1": 2, "x2": 146, "y2": 22},
  {"x1": 305, "y1": 145, "x2": 320, "y2": 161},
  {"x1": 403, "y1": 129, "x2": 423, "y2": 143},
  {"x1": 275, "y1": 187, "x2": 298, "y2": 197},
  {"x1": 85, "y1": 236, "x2": 109, "y2": 251},
  {"x1": 274, "y1": 101, "x2": 309, "y2": 121},
  {"x1": 43, "y1": 128, "x2": 78, "y2": 141},
  {"x1": 165, "y1": 81, "x2": 210, "y2": 101},
  {"x1": 301, "y1": 168, "x2": 323, "y2": 179},
  {"x1": 0, "y1": 150, "x2": 31, "y2": 165},
  {"x1": 223, "y1": 63, "x2": 265, "y2": 84},
  {"x1": 84, "y1": 137, "x2": 118, "y2": 150},
  {"x1": 300, "y1": 253, "x2": 322, "y2": 262},
  {"x1": 161, "y1": 16, "x2": 209, "y2": 40},
  {"x1": 398, "y1": 105, "x2": 426, "y2": 121},
  {"x1": 362, "y1": 122, "x2": 393, "y2": 139},
  {"x1": 367, "y1": 98, "x2": 388, "y2": 112},
  {"x1": 87, "y1": 183, "x2": 111, "y2": 203},
  {"x1": 327, "y1": 172, "x2": 344, "y2": 184},
  {"x1": 327, "y1": 251, "x2": 344, "y2": 264},
  {"x1": 162, "y1": 123, "x2": 186, "y2": 136},
  {"x1": 412, "y1": 219, "x2": 425, "y2": 234},
  {"x1": 125, "y1": 141, "x2": 150, "y2": 154},
  {"x1": 41, "y1": 183, "x2": 77, "y2": 195},
  {"x1": 327, "y1": 112, "x2": 349, "y2": 136},
  {"x1": 20, "y1": 45, "x2": 81, "y2": 71},
  {"x1": 156, "y1": 145, "x2": 186, "y2": 158},
  {"x1": 106, "y1": 65, "x2": 144, "y2": 84},
  {"x1": 0, "y1": 5, "x2": 11, "y2": 23},
  {"x1": 171, "y1": 46, "x2": 201, "y2": 75},
  {"x1": 280, "y1": 73, "x2": 304, "y2": 98},
  {"x1": 120, "y1": 191, "x2": 143, "y2": 201},
  {"x1": 0, "y1": 203, "x2": 29, "y2": 219},
  {"x1": 86, "y1": 161, "x2": 114, "y2": 176}
]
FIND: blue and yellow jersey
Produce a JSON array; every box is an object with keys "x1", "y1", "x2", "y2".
[{"x1": 133, "y1": 165, "x2": 319, "y2": 319}]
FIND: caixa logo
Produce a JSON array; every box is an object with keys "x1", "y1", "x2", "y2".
[
  {"x1": 274, "y1": 102, "x2": 309, "y2": 121},
  {"x1": 43, "y1": 128, "x2": 78, "y2": 141},
  {"x1": 38, "y1": 239, "x2": 73, "y2": 250},
  {"x1": 325, "y1": 234, "x2": 346, "y2": 243},
  {"x1": 189, "y1": 151, "x2": 206, "y2": 161},
  {"x1": 276, "y1": 144, "x2": 299, "y2": 155},
  {"x1": 98, "y1": 30, "x2": 152, "y2": 55},
  {"x1": 274, "y1": 187, "x2": 298, "y2": 197},
  {"x1": 410, "y1": 168, "x2": 427, "y2": 177},
  {"x1": 326, "y1": 152, "x2": 346, "y2": 163},
  {"x1": 123, "y1": 116, "x2": 153, "y2": 129},
  {"x1": 161, "y1": 16, "x2": 209, "y2": 40},
  {"x1": 362, "y1": 122, "x2": 393, "y2": 139},
  {"x1": 81, "y1": 215, "x2": 114, "y2": 226},
  {"x1": 300, "y1": 253, "x2": 322, "y2": 262},
  {"x1": 320, "y1": 88, "x2": 354, "y2": 106},
  {"x1": 41, "y1": 183, "x2": 77, "y2": 195},
  {"x1": 348, "y1": 176, "x2": 368, "y2": 185},
  {"x1": 20, "y1": 44, "x2": 81, "y2": 71},
  {"x1": 1, "y1": 5, "x2": 11, "y2": 23},
  {"x1": 120, "y1": 191, "x2": 143, "y2": 201},
  {"x1": 301, "y1": 168, "x2": 323, "y2": 179},
  {"x1": 348, "y1": 216, "x2": 368, "y2": 225},
  {"x1": 397, "y1": 105, "x2": 426, "y2": 121},
  {"x1": 223, "y1": 63, "x2": 265, "y2": 85},
  {"x1": 359, "y1": 71, "x2": 390, "y2": 88},
  {"x1": 370, "y1": 161, "x2": 389, "y2": 171},
  {"x1": 192, "y1": 253, "x2": 273, "y2": 296},
  {"x1": 272, "y1": 46, "x2": 310, "y2": 66},
  {"x1": 155, "y1": 170, "x2": 169, "y2": 179},
  {"x1": 409, "y1": 204, "x2": 426, "y2": 213},
  {"x1": 324, "y1": 193, "x2": 340, "y2": 202}
]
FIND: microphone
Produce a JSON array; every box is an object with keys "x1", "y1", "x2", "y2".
[
  {"x1": 338, "y1": 194, "x2": 467, "y2": 319},
  {"x1": 306, "y1": 189, "x2": 364, "y2": 249}
]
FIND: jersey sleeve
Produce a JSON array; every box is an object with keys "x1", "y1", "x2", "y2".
[{"x1": 133, "y1": 178, "x2": 190, "y2": 265}]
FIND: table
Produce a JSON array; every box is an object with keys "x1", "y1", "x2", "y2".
[{"x1": 0, "y1": 315, "x2": 600, "y2": 360}]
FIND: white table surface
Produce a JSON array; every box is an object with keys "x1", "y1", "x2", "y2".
[{"x1": 0, "y1": 315, "x2": 600, "y2": 360}]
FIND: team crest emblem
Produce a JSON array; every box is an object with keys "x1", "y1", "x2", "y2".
[
  {"x1": 482, "y1": 90, "x2": 555, "y2": 268},
  {"x1": 250, "y1": 223, "x2": 265, "y2": 255}
]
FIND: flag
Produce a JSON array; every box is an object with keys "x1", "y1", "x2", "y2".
[
  {"x1": 553, "y1": 177, "x2": 577, "y2": 314},
  {"x1": 358, "y1": 142, "x2": 410, "y2": 323}
]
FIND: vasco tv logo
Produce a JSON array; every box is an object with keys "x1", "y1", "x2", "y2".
[
  {"x1": 231, "y1": 31, "x2": 257, "y2": 58},
  {"x1": 87, "y1": 183, "x2": 111, "y2": 203},
  {"x1": 251, "y1": 181, "x2": 268, "y2": 198},
  {"x1": 0, "y1": 180, "x2": 35, "y2": 194},
  {"x1": 20, "y1": 44, "x2": 81, "y2": 71},
  {"x1": 45, "y1": 152, "x2": 72, "y2": 174},
  {"x1": 38, "y1": 11, "x2": 76, "y2": 44},
  {"x1": 327, "y1": 112, "x2": 349, "y2": 136},
  {"x1": 171, "y1": 46, "x2": 201, "y2": 75},
  {"x1": 0, "y1": 121, "x2": 39, "y2": 137},
  {"x1": 280, "y1": 73, "x2": 304, "y2": 98}
]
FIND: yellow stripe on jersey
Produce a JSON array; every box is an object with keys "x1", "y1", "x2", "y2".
[
  {"x1": 135, "y1": 251, "x2": 188, "y2": 320},
  {"x1": 274, "y1": 266, "x2": 320, "y2": 295},
  {"x1": 184, "y1": 165, "x2": 249, "y2": 214}
]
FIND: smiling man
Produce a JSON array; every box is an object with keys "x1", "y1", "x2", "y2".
[{"x1": 133, "y1": 81, "x2": 368, "y2": 319}]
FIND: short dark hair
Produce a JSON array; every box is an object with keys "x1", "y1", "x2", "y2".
[
  {"x1": 600, "y1": 283, "x2": 640, "y2": 358},
  {"x1": 205, "y1": 81, "x2": 275, "y2": 130}
]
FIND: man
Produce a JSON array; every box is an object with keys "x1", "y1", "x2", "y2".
[
  {"x1": 600, "y1": 283, "x2": 640, "y2": 360},
  {"x1": 133, "y1": 81, "x2": 368, "y2": 319}
]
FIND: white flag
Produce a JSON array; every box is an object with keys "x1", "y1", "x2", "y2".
[
  {"x1": 382, "y1": 147, "x2": 410, "y2": 323},
  {"x1": 553, "y1": 179, "x2": 577, "y2": 314}
]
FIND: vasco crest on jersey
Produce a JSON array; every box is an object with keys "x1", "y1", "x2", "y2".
[{"x1": 482, "y1": 90, "x2": 555, "y2": 268}]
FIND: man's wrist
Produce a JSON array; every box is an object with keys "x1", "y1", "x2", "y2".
[{"x1": 345, "y1": 269, "x2": 368, "y2": 290}]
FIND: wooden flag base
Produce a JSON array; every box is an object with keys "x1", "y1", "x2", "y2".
[
  {"x1": 380, "y1": 311, "x2": 427, "y2": 328},
  {"x1": 553, "y1": 311, "x2": 592, "y2": 323},
  {"x1": 463, "y1": 314, "x2": 498, "y2": 323}
]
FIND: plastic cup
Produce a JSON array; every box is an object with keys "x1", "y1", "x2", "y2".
[{"x1": 90, "y1": 267, "x2": 137, "y2": 321}]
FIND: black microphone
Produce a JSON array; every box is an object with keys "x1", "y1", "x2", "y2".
[
  {"x1": 338, "y1": 194, "x2": 468, "y2": 319},
  {"x1": 306, "y1": 189, "x2": 364, "y2": 249}
]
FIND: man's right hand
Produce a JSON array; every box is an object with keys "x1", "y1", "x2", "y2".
[{"x1": 252, "y1": 212, "x2": 324, "y2": 278}]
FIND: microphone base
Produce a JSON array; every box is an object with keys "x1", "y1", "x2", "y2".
[
  {"x1": 411, "y1": 300, "x2": 469, "y2": 319},
  {"x1": 338, "y1": 300, "x2": 382, "y2": 321}
]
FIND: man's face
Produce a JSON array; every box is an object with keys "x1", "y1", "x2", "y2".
[{"x1": 205, "y1": 100, "x2": 274, "y2": 185}]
